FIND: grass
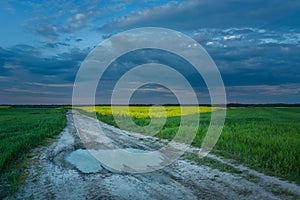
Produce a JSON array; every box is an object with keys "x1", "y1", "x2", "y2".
[
  {"x1": 0, "y1": 107, "x2": 67, "y2": 193},
  {"x1": 270, "y1": 187, "x2": 299, "y2": 199},
  {"x1": 216, "y1": 107, "x2": 300, "y2": 185},
  {"x1": 0, "y1": 106, "x2": 10, "y2": 108},
  {"x1": 1, "y1": 105, "x2": 299, "y2": 193},
  {"x1": 77, "y1": 106, "x2": 300, "y2": 185},
  {"x1": 184, "y1": 152, "x2": 243, "y2": 174}
]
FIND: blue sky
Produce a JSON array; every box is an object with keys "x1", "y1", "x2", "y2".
[{"x1": 0, "y1": 0, "x2": 299, "y2": 104}]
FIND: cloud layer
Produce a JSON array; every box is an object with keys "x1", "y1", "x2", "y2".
[{"x1": 0, "y1": 0, "x2": 299, "y2": 104}]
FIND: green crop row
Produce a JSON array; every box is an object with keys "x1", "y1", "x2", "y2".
[
  {"x1": 0, "y1": 107, "x2": 67, "y2": 191},
  {"x1": 90, "y1": 106, "x2": 300, "y2": 185}
]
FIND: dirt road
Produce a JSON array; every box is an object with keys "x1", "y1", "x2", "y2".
[{"x1": 13, "y1": 110, "x2": 300, "y2": 199}]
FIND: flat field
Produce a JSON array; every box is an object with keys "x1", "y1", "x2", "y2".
[
  {"x1": 78, "y1": 106, "x2": 300, "y2": 185},
  {"x1": 0, "y1": 107, "x2": 66, "y2": 189},
  {"x1": 1, "y1": 106, "x2": 299, "y2": 189}
]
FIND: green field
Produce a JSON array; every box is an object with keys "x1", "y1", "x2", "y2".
[
  {"x1": 0, "y1": 107, "x2": 67, "y2": 190},
  {"x1": 78, "y1": 106, "x2": 300, "y2": 185},
  {"x1": 1, "y1": 106, "x2": 299, "y2": 189}
]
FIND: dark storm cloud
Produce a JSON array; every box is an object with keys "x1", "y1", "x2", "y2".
[
  {"x1": 0, "y1": 44, "x2": 91, "y2": 104},
  {"x1": 99, "y1": 48, "x2": 205, "y2": 86},
  {"x1": 96, "y1": 48, "x2": 209, "y2": 103},
  {"x1": 97, "y1": 43, "x2": 300, "y2": 91},
  {"x1": 98, "y1": 0, "x2": 300, "y2": 32},
  {"x1": 0, "y1": 47, "x2": 13, "y2": 74},
  {"x1": 211, "y1": 43, "x2": 300, "y2": 86},
  {"x1": 95, "y1": 0, "x2": 300, "y2": 103},
  {"x1": 0, "y1": 44, "x2": 90, "y2": 81},
  {"x1": 184, "y1": 27, "x2": 300, "y2": 87}
]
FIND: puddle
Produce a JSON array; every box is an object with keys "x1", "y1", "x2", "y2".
[
  {"x1": 88, "y1": 148, "x2": 165, "y2": 173},
  {"x1": 125, "y1": 148, "x2": 149, "y2": 153},
  {"x1": 65, "y1": 149, "x2": 103, "y2": 173},
  {"x1": 66, "y1": 148, "x2": 158, "y2": 173}
]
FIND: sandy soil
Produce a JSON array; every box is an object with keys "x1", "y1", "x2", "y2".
[{"x1": 11, "y1": 110, "x2": 300, "y2": 200}]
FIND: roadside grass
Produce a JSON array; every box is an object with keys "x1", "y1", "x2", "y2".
[
  {"x1": 184, "y1": 152, "x2": 243, "y2": 174},
  {"x1": 215, "y1": 107, "x2": 300, "y2": 185},
  {"x1": 77, "y1": 106, "x2": 300, "y2": 185},
  {"x1": 0, "y1": 107, "x2": 67, "y2": 193},
  {"x1": 270, "y1": 187, "x2": 299, "y2": 199}
]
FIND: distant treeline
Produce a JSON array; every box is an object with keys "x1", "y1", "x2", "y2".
[
  {"x1": 226, "y1": 103, "x2": 300, "y2": 107},
  {"x1": 1, "y1": 105, "x2": 64, "y2": 108}
]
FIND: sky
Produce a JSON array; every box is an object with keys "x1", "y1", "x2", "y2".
[{"x1": 0, "y1": 0, "x2": 300, "y2": 104}]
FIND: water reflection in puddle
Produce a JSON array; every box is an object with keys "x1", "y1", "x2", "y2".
[
  {"x1": 66, "y1": 148, "x2": 156, "y2": 173},
  {"x1": 65, "y1": 149, "x2": 103, "y2": 173}
]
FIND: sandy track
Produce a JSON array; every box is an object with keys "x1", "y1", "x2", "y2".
[{"x1": 13, "y1": 110, "x2": 299, "y2": 200}]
